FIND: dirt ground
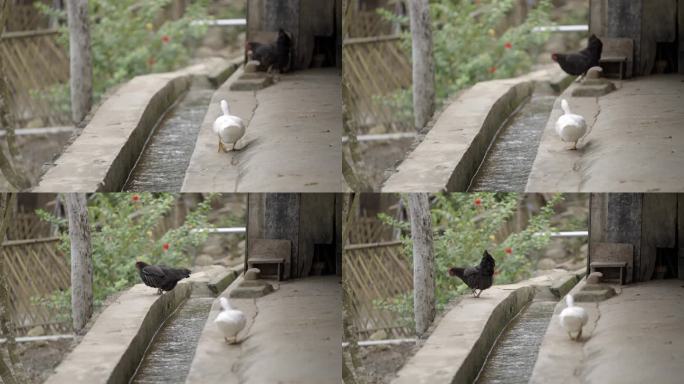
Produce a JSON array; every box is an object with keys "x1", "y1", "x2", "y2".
[{"x1": 0, "y1": 132, "x2": 72, "y2": 190}]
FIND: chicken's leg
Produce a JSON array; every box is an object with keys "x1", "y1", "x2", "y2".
[
  {"x1": 157, "y1": 288, "x2": 162, "y2": 295},
  {"x1": 576, "y1": 328, "x2": 583, "y2": 341},
  {"x1": 475, "y1": 289, "x2": 482, "y2": 298}
]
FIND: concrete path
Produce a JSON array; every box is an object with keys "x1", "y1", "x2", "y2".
[
  {"x1": 186, "y1": 276, "x2": 341, "y2": 384},
  {"x1": 531, "y1": 279, "x2": 684, "y2": 384},
  {"x1": 527, "y1": 74, "x2": 684, "y2": 192},
  {"x1": 182, "y1": 68, "x2": 342, "y2": 192}
]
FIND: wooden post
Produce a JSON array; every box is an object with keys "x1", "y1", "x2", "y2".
[
  {"x1": 407, "y1": 193, "x2": 435, "y2": 336},
  {"x1": 66, "y1": 0, "x2": 93, "y2": 124},
  {"x1": 66, "y1": 193, "x2": 93, "y2": 334},
  {"x1": 409, "y1": 0, "x2": 435, "y2": 131}
]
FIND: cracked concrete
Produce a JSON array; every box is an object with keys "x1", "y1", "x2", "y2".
[
  {"x1": 527, "y1": 74, "x2": 684, "y2": 192},
  {"x1": 531, "y1": 279, "x2": 684, "y2": 384},
  {"x1": 186, "y1": 276, "x2": 341, "y2": 384},
  {"x1": 182, "y1": 68, "x2": 342, "y2": 192}
]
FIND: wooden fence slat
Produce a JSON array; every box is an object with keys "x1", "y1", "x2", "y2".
[{"x1": 1, "y1": 238, "x2": 70, "y2": 335}]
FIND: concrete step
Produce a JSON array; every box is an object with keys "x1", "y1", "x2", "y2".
[
  {"x1": 230, "y1": 76, "x2": 273, "y2": 91},
  {"x1": 229, "y1": 282, "x2": 274, "y2": 298}
]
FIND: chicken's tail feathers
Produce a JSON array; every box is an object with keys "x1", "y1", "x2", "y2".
[
  {"x1": 448, "y1": 267, "x2": 465, "y2": 279},
  {"x1": 566, "y1": 294, "x2": 575, "y2": 308},
  {"x1": 220, "y1": 99, "x2": 230, "y2": 116},
  {"x1": 219, "y1": 296, "x2": 231, "y2": 311},
  {"x1": 560, "y1": 99, "x2": 571, "y2": 115}
]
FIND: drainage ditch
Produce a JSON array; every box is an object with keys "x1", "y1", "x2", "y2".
[
  {"x1": 469, "y1": 86, "x2": 558, "y2": 192},
  {"x1": 130, "y1": 296, "x2": 215, "y2": 383},
  {"x1": 124, "y1": 77, "x2": 215, "y2": 192}
]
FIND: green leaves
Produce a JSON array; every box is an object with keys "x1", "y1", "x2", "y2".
[
  {"x1": 37, "y1": 193, "x2": 216, "y2": 318},
  {"x1": 379, "y1": 193, "x2": 563, "y2": 324},
  {"x1": 36, "y1": 0, "x2": 210, "y2": 112},
  {"x1": 378, "y1": 0, "x2": 553, "y2": 121}
]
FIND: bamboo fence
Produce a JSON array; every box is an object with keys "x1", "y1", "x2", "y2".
[
  {"x1": 8, "y1": 211, "x2": 53, "y2": 240},
  {"x1": 1, "y1": 237, "x2": 71, "y2": 335},
  {"x1": 343, "y1": 35, "x2": 412, "y2": 131},
  {"x1": 344, "y1": 240, "x2": 414, "y2": 339},
  {"x1": 0, "y1": 29, "x2": 70, "y2": 126}
]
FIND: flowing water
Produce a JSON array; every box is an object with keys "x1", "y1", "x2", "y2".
[
  {"x1": 130, "y1": 297, "x2": 214, "y2": 384},
  {"x1": 124, "y1": 78, "x2": 214, "y2": 192},
  {"x1": 475, "y1": 300, "x2": 557, "y2": 384},
  {"x1": 468, "y1": 91, "x2": 557, "y2": 192}
]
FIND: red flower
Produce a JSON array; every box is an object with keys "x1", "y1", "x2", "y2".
[
  {"x1": 504, "y1": 247, "x2": 513, "y2": 255},
  {"x1": 504, "y1": 42, "x2": 512, "y2": 49},
  {"x1": 161, "y1": 35, "x2": 171, "y2": 44},
  {"x1": 488, "y1": 66, "x2": 497, "y2": 74},
  {"x1": 131, "y1": 194, "x2": 140, "y2": 202},
  {"x1": 474, "y1": 198, "x2": 482, "y2": 206},
  {"x1": 162, "y1": 243, "x2": 170, "y2": 251},
  {"x1": 147, "y1": 57, "x2": 156, "y2": 67}
]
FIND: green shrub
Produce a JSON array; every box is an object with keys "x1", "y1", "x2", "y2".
[
  {"x1": 36, "y1": 0, "x2": 209, "y2": 113},
  {"x1": 378, "y1": 0, "x2": 553, "y2": 122},
  {"x1": 35, "y1": 193, "x2": 215, "y2": 319},
  {"x1": 377, "y1": 193, "x2": 563, "y2": 328}
]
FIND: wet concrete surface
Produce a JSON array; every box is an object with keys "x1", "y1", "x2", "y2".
[
  {"x1": 125, "y1": 79, "x2": 214, "y2": 192},
  {"x1": 469, "y1": 92, "x2": 556, "y2": 192},
  {"x1": 475, "y1": 300, "x2": 556, "y2": 384},
  {"x1": 130, "y1": 297, "x2": 214, "y2": 383}
]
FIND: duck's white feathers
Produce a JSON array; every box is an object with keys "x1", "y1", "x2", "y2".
[
  {"x1": 555, "y1": 99, "x2": 588, "y2": 145},
  {"x1": 559, "y1": 294, "x2": 588, "y2": 338},
  {"x1": 213, "y1": 99, "x2": 245, "y2": 145},
  {"x1": 215, "y1": 297, "x2": 246, "y2": 341}
]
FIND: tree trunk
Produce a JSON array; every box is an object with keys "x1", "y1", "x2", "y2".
[
  {"x1": 66, "y1": 193, "x2": 93, "y2": 334},
  {"x1": 407, "y1": 193, "x2": 435, "y2": 336},
  {"x1": 67, "y1": 0, "x2": 93, "y2": 124},
  {"x1": 409, "y1": 0, "x2": 435, "y2": 131}
]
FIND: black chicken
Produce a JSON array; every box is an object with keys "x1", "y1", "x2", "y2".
[
  {"x1": 247, "y1": 28, "x2": 292, "y2": 73},
  {"x1": 448, "y1": 250, "x2": 496, "y2": 298},
  {"x1": 135, "y1": 261, "x2": 191, "y2": 295},
  {"x1": 551, "y1": 34, "x2": 603, "y2": 77}
]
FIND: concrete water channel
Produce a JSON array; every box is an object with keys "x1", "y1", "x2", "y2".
[
  {"x1": 475, "y1": 298, "x2": 557, "y2": 384},
  {"x1": 392, "y1": 271, "x2": 583, "y2": 384},
  {"x1": 124, "y1": 79, "x2": 215, "y2": 192},
  {"x1": 468, "y1": 89, "x2": 558, "y2": 192},
  {"x1": 130, "y1": 297, "x2": 214, "y2": 383}
]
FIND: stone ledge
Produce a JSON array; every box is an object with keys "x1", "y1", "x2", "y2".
[
  {"x1": 44, "y1": 282, "x2": 192, "y2": 384},
  {"x1": 391, "y1": 284, "x2": 536, "y2": 384},
  {"x1": 34, "y1": 58, "x2": 239, "y2": 193},
  {"x1": 382, "y1": 75, "x2": 540, "y2": 192}
]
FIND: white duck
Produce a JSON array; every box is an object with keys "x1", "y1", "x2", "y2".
[
  {"x1": 214, "y1": 297, "x2": 246, "y2": 344},
  {"x1": 559, "y1": 294, "x2": 588, "y2": 341},
  {"x1": 555, "y1": 99, "x2": 588, "y2": 150},
  {"x1": 212, "y1": 99, "x2": 245, "y2": 152}
]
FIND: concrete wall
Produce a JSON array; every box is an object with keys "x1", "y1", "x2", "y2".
[
  {"x1": 247, "y1": 0, "x2": 338, "y2": 69},
  {"x1": 247, "y1": 193, "x2": 339, "y2": 278},
  {"x1": 589, "y1": 194, "x2": 682, "y2": 282},
  {"x1": 383, "y1": 75, "x2": 537, "y2": 192},
  {"x1": 590, "y1": 0, "x2": 680, "y2": 75},
  {"x1": 44, "y1": 283, "x2": 191, "y2": 384}
]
